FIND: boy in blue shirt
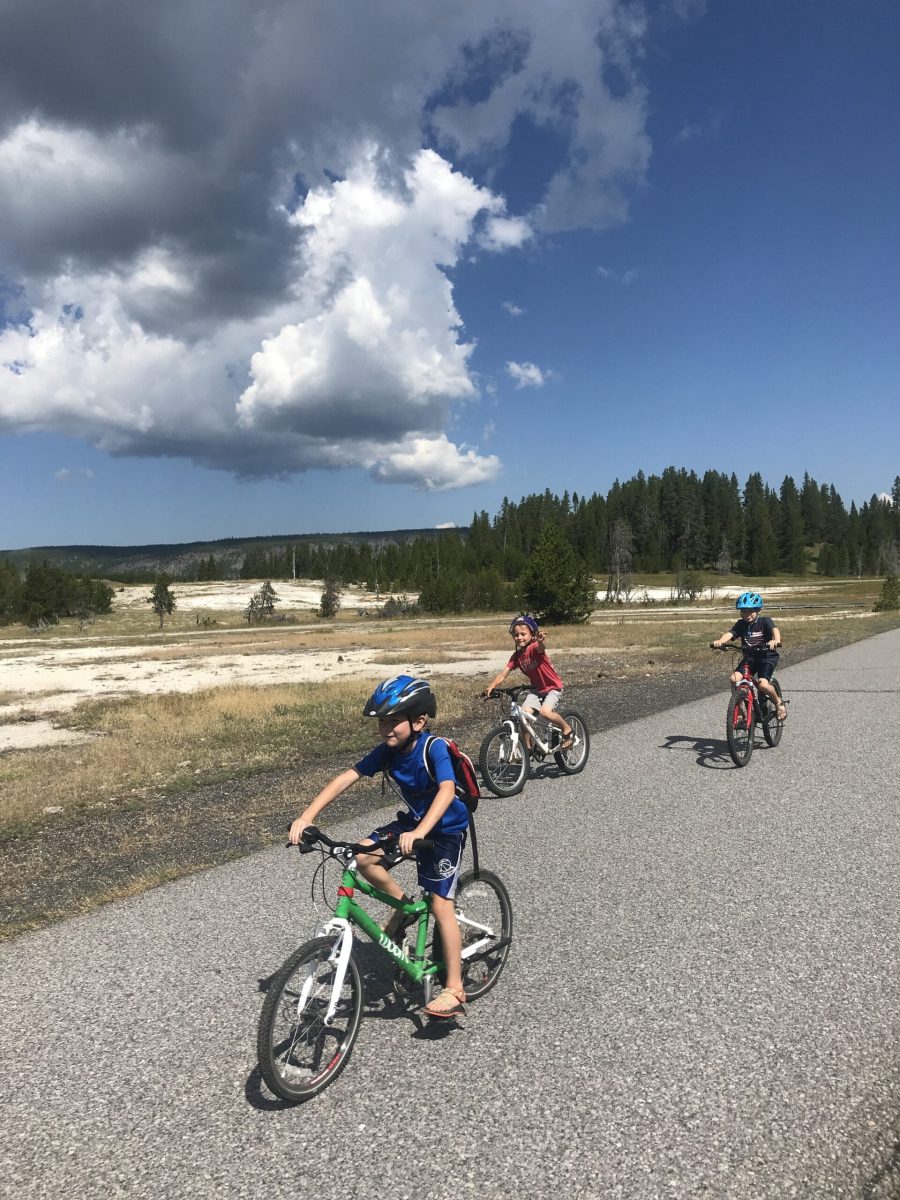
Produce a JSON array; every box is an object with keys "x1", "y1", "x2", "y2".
[{"x1": 288, "y1": 674, "x2": 468, "y2": 1019}]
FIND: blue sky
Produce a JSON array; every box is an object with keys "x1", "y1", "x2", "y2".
[{"x1": 1, "y1": 0, "x2": 897, "y2": 550}]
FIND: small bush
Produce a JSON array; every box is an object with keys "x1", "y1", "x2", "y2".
[{"x1": 874, "y1": 573, "x2": 900, "y2": 612}]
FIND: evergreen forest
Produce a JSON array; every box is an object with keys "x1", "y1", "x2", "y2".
[
  {"x1": 233, "y1": 469, "x2": 900, "y2": 604},
  {"x1": 3, "y1": 468, "x2": 899, "y2": 624}
]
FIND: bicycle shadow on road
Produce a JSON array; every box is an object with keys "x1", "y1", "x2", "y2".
[
  {"x1": 660, "y1": 733, "x2": 736, "y2": 769},
  {"x1": 527, "y1": 761, "x2": 572, "y2": 785},
  {"x1": 350, "y1": 941, "x2": 464, "y2": 1041}
]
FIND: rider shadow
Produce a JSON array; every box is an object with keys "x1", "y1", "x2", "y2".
[
  {"x1": 352, "y1": 941, "x2": 465, "y2": 1038},
  {"x1": 660, "y1": 733, "x2": 735, "y2": 769},
  {"x1": 527, "y1": 750, "x2": 571, "y2": 783}
]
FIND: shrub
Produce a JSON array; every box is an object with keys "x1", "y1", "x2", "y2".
[{"x1": 874, "y1": 573, "x2": 900, "y2": 612}]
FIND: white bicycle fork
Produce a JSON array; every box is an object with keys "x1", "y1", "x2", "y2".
[{"x1": 297, "y1": 917, "x2": 353, "y2": 1027}]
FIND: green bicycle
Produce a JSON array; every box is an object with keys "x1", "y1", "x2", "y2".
[{"x1": 256, "y1": 826, "x2": 513, "y2": 1103}]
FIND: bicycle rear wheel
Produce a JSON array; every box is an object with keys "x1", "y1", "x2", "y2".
[
  {"x1": 553, "y1": 709, "x2": 590, "y2": 774},
  {"x1": 762, "y1": 678, "x2": 784, "y2": 747},
  {"x1": 257, "y1": 936, "x2": 364, "y2": 1103},
  {"x1": 726, "y1": 691, "x2": 755, "y2": 767},
  {"x1": 479, "y1": 725, "x2": 530, "y2": 796},
  {"x1": 433, "y1": 869, "x2": 513, "y2": 1001}
]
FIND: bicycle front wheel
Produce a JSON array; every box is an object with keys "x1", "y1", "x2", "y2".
[
  {"x1": 762, "y1": 678, "x2": 784, "y2": 748},
  {"x1": 553, "y1": 709, "x2": 590, "y2": 774},
  {"x1": 257, "y1": 936, "x2": 364, "y2": 1103},
  {"x1": 479, "y1": 725, "x2": 530, "y2": 796},
  {"x1": 726, "y1": 692, "x2": 755, "y2": 767}
]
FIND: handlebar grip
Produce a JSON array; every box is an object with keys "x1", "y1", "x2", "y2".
[{"x1": 293, "y1": 825, "x2": 321, "y2": 852}]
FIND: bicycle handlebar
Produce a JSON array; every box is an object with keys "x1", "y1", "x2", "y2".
[
  {"x1": 710, "y1": 642, "x2": 782, "y2": 651},
  {"x1": 294, "y1": 825, "x2": 434, "y2": 864},
  {"x1": 482, "y1": 686, "x2": 530, "y2": 700}
]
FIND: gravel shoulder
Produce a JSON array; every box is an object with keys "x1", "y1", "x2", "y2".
[{"x1": 0, "y1": 628, "x2": 875, "y2": 940}]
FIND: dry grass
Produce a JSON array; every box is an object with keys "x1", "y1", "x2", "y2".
[
  {"x1": 3, "y1": 572, "x2": 896, "y2": 836},
  {"x1": 0, "y1": 674, "x2": 480, "y2": 832}
]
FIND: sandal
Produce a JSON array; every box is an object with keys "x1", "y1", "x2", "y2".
[
  {"x1": 776, "y1": 704, "x2": 787, "y2": 721},
  {"x1": 559, "y1": 731, "x2": 575, "y2": 751},
  {"x1": 424, "y1": 986, "x2": 466, "y2": 1019}
]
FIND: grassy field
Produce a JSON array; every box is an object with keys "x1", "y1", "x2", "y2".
[{"x1": 1, "y1": 573, "x2": 897, "y2": 837}]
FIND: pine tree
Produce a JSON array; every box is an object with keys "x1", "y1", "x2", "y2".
[
  {"x1": 148, "y1": 576, "x2": 176, "y2": 629},
  {"x1": 778, "y1": 476, "x2": 806, "y2": 574},
  {"x1": 519, "y1": 522, "x2": 595, "y2": 623},
  {"x1": 743, "y1": 474, "x2": 778, "y2": 575}
]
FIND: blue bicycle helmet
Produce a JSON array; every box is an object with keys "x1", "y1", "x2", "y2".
[
  {"x1": 735, "y1": 591, "x2": 763, "y2": 611},
  {"x1": 508, "y1": 614, "x2": 539, "y2": 637},
  {"x1": 363, "y1": 674, "x2": 436, "y2": 720}
]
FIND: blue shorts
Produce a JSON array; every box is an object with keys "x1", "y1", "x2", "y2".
[
  {"x1": 740, "y1": 655, "x2": 778, "y2": 681},
  {"x1": 368, "y1": 819, "x2": 467, "y2": 899}
]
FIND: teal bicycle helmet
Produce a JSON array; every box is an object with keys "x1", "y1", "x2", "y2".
[
  {"x1": 735, "y1": 591, "x2": 763, "y2": 611},
  {"x1": 363, "y1": 674, "x2": 436, "y2": 719}
]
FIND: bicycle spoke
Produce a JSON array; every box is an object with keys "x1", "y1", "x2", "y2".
[{"x1": 257, "y1": 937, "x2": 364, "y2": 1102}]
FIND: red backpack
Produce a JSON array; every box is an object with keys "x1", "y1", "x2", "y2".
[{"x1": 421, "y1": 735, "x2": 480, "y2": 812}]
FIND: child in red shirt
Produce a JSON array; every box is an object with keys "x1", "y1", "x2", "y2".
[{"x1": 485, "y1": 615, "x2": 573, "y2": 748}]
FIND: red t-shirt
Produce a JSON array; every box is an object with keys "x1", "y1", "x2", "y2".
[{"x1": 506, "y1": 640, "x2": 564, "y2": 694}]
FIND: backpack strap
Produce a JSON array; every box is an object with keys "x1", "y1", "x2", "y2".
[
  {"x1": 421, "y1": 734, "x2": 437, "y2": 783},
  {"x1": 422, "y1": 735, "x2": 479, "y2": 879}
]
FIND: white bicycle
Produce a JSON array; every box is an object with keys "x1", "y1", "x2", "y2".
[{"x1": 479, "y1": 686, "x2": 590, "y2": 796}]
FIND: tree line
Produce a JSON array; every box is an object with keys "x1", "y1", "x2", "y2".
[
  {"x1": 0, "y1": 560, "x2": 114, "y2": 626},
  {"x1": 236, "y1": 468, "x2": 900, "y2": 593},
  {"x1": 3, "y1": 467, "x2": 898, "y2": 625}
]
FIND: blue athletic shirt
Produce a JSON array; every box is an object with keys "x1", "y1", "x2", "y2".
[{"x1": 355, "y1": 734, "x2": 469, "y2": 836}]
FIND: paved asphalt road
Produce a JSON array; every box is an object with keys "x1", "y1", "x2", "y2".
[{"x1": 2, "y1": 630, "x2": 899, "y2": 1200}]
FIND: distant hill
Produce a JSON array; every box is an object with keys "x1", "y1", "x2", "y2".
[{"x1": 1, "y1": 527, "x2": 465, "y2": 576}]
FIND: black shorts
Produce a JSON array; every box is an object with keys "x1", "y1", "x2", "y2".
[{"x1": 740, "y1": 654, "x2": 778, "y2": 681}]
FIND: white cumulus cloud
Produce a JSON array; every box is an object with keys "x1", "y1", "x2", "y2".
[
  {"x1": 0, "y1": 0, "x2": 665, "y2": 490},
  {"x1": 0, "y1": 148, "x2": 512, "y2": 488}
]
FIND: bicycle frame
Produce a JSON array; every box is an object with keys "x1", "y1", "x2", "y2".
[
  {"x1": 733, "y1": 661, "x2": 759, "y2": 730},
  {"x1": 498, "y1": 692, "x2": 559, "y2": 757},
  {"x1": 310, "y1": 854, "x2": 496, "y2": 1024},
  {"x1": 733, "y1": 655, "x2": 783, "y2": 721}
]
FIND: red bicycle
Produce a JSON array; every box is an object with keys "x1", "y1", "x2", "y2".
[{"x1": 712, "y1": 643, "x2": 786, "y2": 767}]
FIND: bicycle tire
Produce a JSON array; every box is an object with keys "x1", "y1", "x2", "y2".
[
  {"x1": 257, "y1": 935, "x2": 364, "y2": 1103},
  {"x1": 553, "y1": 709, "x2": 590, "y2": 774},
  {"x1": 726, "y1": 691, "x2": 754, "y2": 767},
  {"x1": 479, "y1": 724, "x2": 530, "y2": 796},
  {"x1": 432, "y1": 869, "x2": 513, "y2": 1002},
  {"x1": 761, "y1": 678, "x2": 784, "y2": 748}
]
